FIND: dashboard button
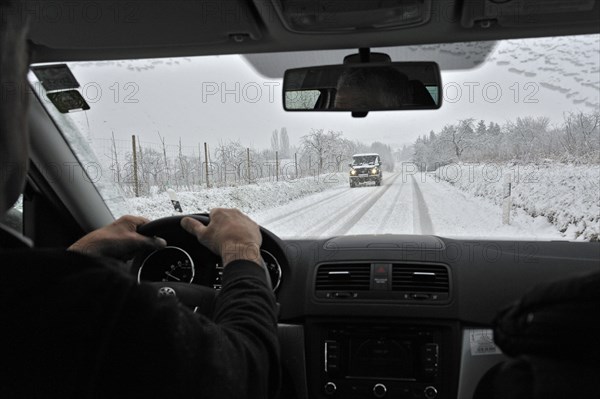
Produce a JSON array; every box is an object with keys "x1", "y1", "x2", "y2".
[
  {"x1": 325, "y1": 340, "x2": 340, "y2": 373},
  {"x1": 423, "y1": 343, "x2": 439, "y2": 355},
  {"x1": 424, "y1": 386, "x2": 438, "y2": 399},
  {"x1": 421, "y1": 343, "x2": 439, "y2": 369},
  {"x1": 373, "y1": 383, "x2": 387, "y2": 398},
  {"x1": 324, "y1": 382, "x2": 337, "y2": 395}
]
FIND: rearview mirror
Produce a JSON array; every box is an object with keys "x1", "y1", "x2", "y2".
[{"x1": 283, "y1": 62, "x2": 442, "y2": 112}]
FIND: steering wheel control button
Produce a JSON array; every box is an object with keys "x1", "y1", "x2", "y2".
[
  {"x1": 324, "y1": 382, "x2": 337, "y2": 395},
  {"x1": 424, "y1": 386, "x2": 438, "y2": 399},
  {"x1": 373, "y1": 383, "x2": 387, "y2": 398},
  {"x1": 157, "y1": 286, "x2": 176, "y2": 297}
]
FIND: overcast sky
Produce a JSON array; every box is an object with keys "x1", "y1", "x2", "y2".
[{"x1": 39, "y1": 34, "x2": 599, "y2": 154}]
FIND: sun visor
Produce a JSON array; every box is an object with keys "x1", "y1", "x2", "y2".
[
  {"x1": 461, "y1": 0, "x2": 599, "y2": 28},
  {"x1": 243, "y1": 42, "x2": 497, "y2": 78},
  {"x1": 24, "y1": 0, "x2": 262, "y2": 50},
  {"x1": 30, "y1": 64, "x2": 90, "y2": 113}
]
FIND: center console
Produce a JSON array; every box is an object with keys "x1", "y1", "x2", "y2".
[{"x1": 307, "y1": 320, "x2": 457, "y2": 399}]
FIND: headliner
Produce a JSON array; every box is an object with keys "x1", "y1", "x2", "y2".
[{"x1": 23, "y1": 0, "x2": 600, "y2": 63}]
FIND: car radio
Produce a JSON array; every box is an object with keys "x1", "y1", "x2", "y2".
[{"x1": 314, "y1": 324, "x2": 444, "y2": 399}]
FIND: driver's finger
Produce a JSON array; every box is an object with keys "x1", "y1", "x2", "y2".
[
  {"x1": 119, "y1": 236, "x2": 167, "y2": 261},
  {"x1": 117, "y1": 215, "x2": 151, "y2": 231},
  {"x1": 146, "y1": 235, "x2": 167, "y2": 249},
  {"x1": 137, "y1": 216, "x2": 151, "y2": 224},
  {"x1": 129, "y1": 216, "x2": 151, "y2": 226},
  {"x1": 181, "y1": 217, "x2": 207, "y2": 239}
]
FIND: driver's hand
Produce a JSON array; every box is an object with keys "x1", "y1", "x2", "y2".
[
  {"x1": 181, "y1": 208, "x2": 262, "y2": 267},
  {"x1": 68, "y1": 215, "x2": 167, "y2": 261}
]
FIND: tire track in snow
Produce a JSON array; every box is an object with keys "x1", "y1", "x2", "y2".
[
  {"x1": 302, "y1": 189, "x2": 377, "y2": 237},
  {"x1": 260, "y1": 186, "x2": 352, "y2": 226},
  {"x1": 328, "y1": 173, "x2": 402, "y2": 236},
  {"x1": 411, "y1": 175, "x2": 434, "y2": 234},
  {"x1": 375, "y1": 178, "x2": 406, "y2": 232}
]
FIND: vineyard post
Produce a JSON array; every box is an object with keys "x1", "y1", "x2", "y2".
[
  {"x1": 131, "y1": 135, "x2": 139, "y2": 197},
  {"x1": 247, "y1": 148, "x2": 251, "y2": 183},
  {"x1": 294, "y1": 152, "x2": 298, "y2": 178},
  {"x1": 275, "y1": 151, "x2": 279, "y2": 182},
  {"x1": 204, "y1": 142, "x2": 210, "y2": 188}
]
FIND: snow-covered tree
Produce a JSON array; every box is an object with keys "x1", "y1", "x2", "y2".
[
  {"x1": 301, "y1": 129, "x2": 337, "y2": 173},
  {"x1": 271, "y1": 129, "x2": 279, "y2": 153},
  {"x1": 410, "y1": 112, "x2": 599, "y2": 165},
  {"x1": 560, "y1": 111, "x2": 600, "y2": 161},
  {"x1": 280, "y1": 127, "x2": 290, "y2": 158},
  {"x1": 370, "y1": 141, "x2": 395, "y2": 171}
]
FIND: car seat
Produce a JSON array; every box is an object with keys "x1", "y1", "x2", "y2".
[{"x1": 473, "y1": 270, "x2": 600, "y2": 398}]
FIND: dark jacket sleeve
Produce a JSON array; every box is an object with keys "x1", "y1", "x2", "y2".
[
  {"x1": 102, "y1": 259, "x2": 281, "y2": 399},
  {"x1": 0, "y1": 249, "x2": 280, "y2": 399},
  {"x1": 201, "y1": 261, "x2": 281, "y2": 398}
]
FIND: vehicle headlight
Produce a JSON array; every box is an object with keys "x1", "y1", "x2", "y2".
[
  {"x1": 350, "y1": 169, "x2": 357, "y2": 176},
  {"x1": 371, "y1": 167, "x2": 378, "y2": 174}
]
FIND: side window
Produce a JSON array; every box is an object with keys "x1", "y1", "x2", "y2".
[{"x1": 1, "y1": 194, "x2": 23, "y2": 233}]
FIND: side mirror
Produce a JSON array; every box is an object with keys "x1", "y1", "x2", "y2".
[{"x1": 348, "y1": 163, "x2": 353, "y2": 168}]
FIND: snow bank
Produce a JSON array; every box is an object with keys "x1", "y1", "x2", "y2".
[
  {"x1": 431, "y1": 162, "x2": 600, "y2": 241},
  {"x1": 125, "y1": 173, "x2": 348, "y2": 220}
]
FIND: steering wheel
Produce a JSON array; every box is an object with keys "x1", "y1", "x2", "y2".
[
  {"x1": 132, "y1": 214, "x2": 283, "y2": 315},
  {"x1": 132, "y1": 214, "x2": 217, "y2": 314}
]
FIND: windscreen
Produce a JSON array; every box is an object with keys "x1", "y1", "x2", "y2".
[
  {"x1": 29, "y1": 35, "x2": 600, "y2": 241},
  {"x1": 353, "y1": 156, "x2": 378, "y2": 165}
]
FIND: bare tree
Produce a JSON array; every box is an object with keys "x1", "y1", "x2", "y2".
[
  {"x1": 280, "y1": 127, "x2": 290, "y2": 158},
  {"x1": 109, "y1": 132, "x2": 121, "y2": 186},
  {"x1": 177, "y1": 137, "x2": 193, "y2": 189},
  {"x1": 271, "y1": 129, "x2": 279, "y2": 154},
  {"x1": 157, "y1": 132, "x2": 171, "y2": 187},
  {"x1": 214, "y1": 140, "x2": 249, "y2": 183},
  {"x1": 560, "y1": 111, "x2": 600, "y2": 160},
  {"x1": 300, "y1": 129, "x2": 344, "y2": 174},
  {"x1": 437, "y1": 119, "x2": 476, "y2": 161},
  {"x1": 370, "y1": 141, "x2": 395, "y2": 171},
  {"x1": 332, "y1": 138, "x2": 355, "y2": 171},
  {"x1": 504, "y1": 116, "x2": 550, "y2": 161}
]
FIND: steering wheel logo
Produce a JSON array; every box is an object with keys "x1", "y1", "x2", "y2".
[{"x1": 157, "y1": 286, "x2": 177, "y2": 297}]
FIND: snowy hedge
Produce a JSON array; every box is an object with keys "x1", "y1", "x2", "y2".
[{"x1": 432, "y1": 162, "x2": 600, "y2": 241}]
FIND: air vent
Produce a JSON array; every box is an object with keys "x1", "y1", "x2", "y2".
[
  {"x1": 315, "y1": 263, "x2": 371, "y2": 291},
  {"x1": 392, "y1": 264, "x2": 449, "y2": 294}
]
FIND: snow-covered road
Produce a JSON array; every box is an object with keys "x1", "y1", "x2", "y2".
[{"x1": 250, "y1": 172, "x2": 563, "y2": 240}]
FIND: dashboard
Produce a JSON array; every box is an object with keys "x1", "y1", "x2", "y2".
[
  {"x1": 133, "y1": 221, "x2": 600, "y2": 399},
  {"x1": 277, "y1": 235, "x2": 598, "y2": 399}
]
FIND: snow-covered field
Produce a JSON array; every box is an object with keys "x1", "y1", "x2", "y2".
[
  {"x1": 126, "y1": 173, "x2": 348, "y2": 220},
  {"x1": 123, "y1": 162, "x2": 598, "y2": 241},
  {"x1": 430, "y1": 162, "x2": 600, "y2": 241}
]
